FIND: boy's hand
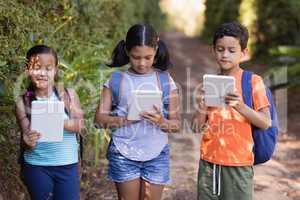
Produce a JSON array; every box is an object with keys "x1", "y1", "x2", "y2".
[
  {"x1": 23, "y1": 130, "x2": 41, "y2": 149},
  {"x1": 140, "y1": 105, "x2": 164, "y2": 126},
  {"x1": 224, "y1": 92, "x2": 244, "y2": 110}
]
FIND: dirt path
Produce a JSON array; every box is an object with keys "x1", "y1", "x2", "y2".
[
  {"x1": 82, "y1": 32, "x2": 300, "y2": 200},
  {"x1": 160, "y1": 32, "x2": 216, "y2": 200}
]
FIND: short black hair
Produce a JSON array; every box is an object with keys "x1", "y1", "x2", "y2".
[
  {"x1": 108, "y1": 23, "x2": 172, "y2": 71},
  {"x1": 213, "y1": 21, "x2": 249, "y2": 50}
]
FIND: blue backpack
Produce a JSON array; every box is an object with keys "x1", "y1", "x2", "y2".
[
  {"x1": 109, "y1": 70, "x2": 171, "y2": 119},
  {"x1": 241, "y1": 70, "x2": 279, "y2": 165}
]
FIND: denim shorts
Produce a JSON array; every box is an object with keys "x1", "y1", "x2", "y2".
[{"x1": 107, "y1": 141, "x2": 171, "y2": 185}]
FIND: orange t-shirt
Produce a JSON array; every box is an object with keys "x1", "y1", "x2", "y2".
[{"x1": 200, "y1": 69, "x2": 270, "y2": 166}]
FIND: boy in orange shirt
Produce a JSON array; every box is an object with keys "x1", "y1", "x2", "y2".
[{"x1": 192, "y1": 21, "x2": 271, "y2": 200}]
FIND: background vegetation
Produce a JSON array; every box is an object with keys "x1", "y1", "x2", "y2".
[
  {"x1": 0, "y1": 0, "x2": 165, "y2": 198},
  {"x1": 201, "y1": 0, "x2": 300, "y2": 87}
]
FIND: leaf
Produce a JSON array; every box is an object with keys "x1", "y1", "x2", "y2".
[
  {"x1": 269, "y1": 46, "x2": 300, "y2": 58},
  {"x1": 0, "y1": 61, "x2": 7, "y2": 67},
  {"x1": 58, "y1": 60, "x2": 71, "y2": 69},
  {"x1": 288, "y1": 63, "x2": 300, "y2": 76}
]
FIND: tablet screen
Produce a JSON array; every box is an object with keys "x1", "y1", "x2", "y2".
[
  {"x1": 31, "y1": 101, "x2": 64, "y2": 142},
  {"x1": 203, "y1": 74, "x2": 236, "y2": 107},
  {"x1": 127, "y1": 90, "x2": 163, "y2": 120}
]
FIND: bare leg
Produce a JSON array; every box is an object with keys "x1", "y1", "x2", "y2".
[
  {"x1": 115, "y1": 178, "x2": 141, "y2": 200},
  {"x1": 140, "y1": 179, "x2": 164, "y2": 200}
]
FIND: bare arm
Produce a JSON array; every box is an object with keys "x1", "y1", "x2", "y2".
[
  {"x1": 15, "y1": 98, "x2": 41, "y2": 149},
  {"x1": 225, "y1": 92, "x2": 271, "y2": 129},
  {"x1": 64, "y1": 88, "x2": 85, "y2": 133},
  {"x1": 94, "y1": 87, "x2": 131, "y2": 129},
  {"x1": 192, "y1": 81, "x2": 271, "y2": 131},
  {"x1": 15, "y1": 98, "x2": 30, "y2": 134}
]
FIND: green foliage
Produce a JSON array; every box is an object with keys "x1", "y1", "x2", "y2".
[
  {"x1": 202, "y1": 0, "x2": 300, "y2": 59},
  {"x1": 201, "y1": 0, "x2": 242, "y2": 43},
  {"x1": 253, "y1": 0, "x2": 300, "y2": 57},
  {"x1": 202, "y1": 0, "x2": 300, "y2": 89},
  {"x1": 268, "y1": 45, "x2": 300, "y2": 87},
  {"x1": 143, "y1": 0, "x2": 167, "y2": 30},
  {"x1": 270, "y1": 46, "x2": 300, "y2": 59}
]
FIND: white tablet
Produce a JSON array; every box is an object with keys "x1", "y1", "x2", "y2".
[
  {"x1": 127, "y1": 90, "x2": 163, "y2": 121},
  {"x1": 31, "y1": 101, "x2": 64, "y2": 142},
  {"x1": 203, "y1": 74, "x2": 236, "y2": 107}
]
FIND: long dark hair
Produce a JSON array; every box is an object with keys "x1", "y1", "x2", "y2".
[{"x1": 108, "y1": 23, "x2": 172, "y2": 71}]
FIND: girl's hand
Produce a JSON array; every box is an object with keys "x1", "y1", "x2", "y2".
[
  {"x1": 118, "y1": 117, "x2": 139, "y2": 127},
  {"x1": 224, "y1": 92, "x2": 244, "y2": 110},
  {"x1": 140, "y1": 105, "x2": 164, "y2": 126},
  {"x1": 23, "y1": 130, "x2": 41, "y2": 149}
]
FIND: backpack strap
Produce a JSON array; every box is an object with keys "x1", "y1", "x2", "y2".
[
  {"x1": 156, "y1": 71, "x2": 170, "y2": 119},
  {"x1": 54, "y1": 86, "x2": 84, "y2": 163},
  {"x1": 110, "y1": 71, "x2": 124, "y2": 112},
  {"x1": 241, "y1": 70, "x2": 253, "y2": 108},
  {"x1": 22, "y1": 91, "x2": 37, "y2": 119},
  {"x1": 54, "y1": 85, "x2": 71, "y2": 116}
]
